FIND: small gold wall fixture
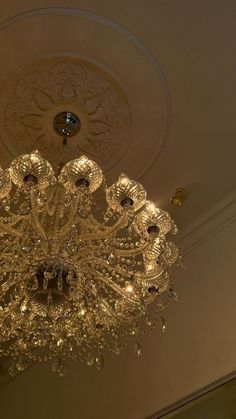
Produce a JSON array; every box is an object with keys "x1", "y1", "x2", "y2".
[{"x1": 171, "y1": 188, "x2": 188, "y2": 207}]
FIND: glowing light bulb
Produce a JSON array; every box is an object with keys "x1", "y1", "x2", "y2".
[
  {"x1": 146, "y1": 262, "x2": 156, "y2": 273},
  {"x1": 57, "y1": 338, "x2": 64, "y2": 348},
  {"x1": 119, "y1": 173, "x2": 129, "y2": 185},
  {"x1": 20, "y1": 301, "x2": 28, "y2": 314},
  {"x1": 125, "y1": 281, "x2": 134, "y2": 293},
  {"x1": 79, "y1": 155, "x2": 88, "y2": 163},
  {"x1": 79, "y1": 308, "x2": 86, "y2": 316}
]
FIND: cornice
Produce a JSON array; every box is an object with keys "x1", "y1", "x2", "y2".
[
  {"x1": 148, "y1": 370, "x2": 236, "y2": 418},
  {"x1": 148, "y1": 190, "x2": 236, "y2": 418},
  {"x1": 177, "y1": 188, "x2": 236, "y2": 255}
]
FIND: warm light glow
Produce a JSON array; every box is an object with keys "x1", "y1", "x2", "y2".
[
  {"x1": 0, "y1": 150, "x2": 180, "y2": 376},
  {"x1": 125, "y1": 282, "x2": 134, "y2": 293},
  {"x1": 79, "y1": 308, "x2": 86, "y2": 316},
  {"x1": 145, "y1": 200, "x2": 157, "y2": 213},
  {"x1": 119, "y1": 173, "x2": 130, "y2": 185}
]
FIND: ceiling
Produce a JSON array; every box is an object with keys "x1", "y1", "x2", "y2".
[
  {"x1": 0, "y1": 0, "x2": 235, "y2": 229},
  {"x1": 0, "y1": 1, "x2": 235, "y2": 418}
]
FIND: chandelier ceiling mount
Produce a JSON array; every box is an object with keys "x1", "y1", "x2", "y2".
[{"x1": 53, "y1": 111, "x2": 81, "y2": 139}]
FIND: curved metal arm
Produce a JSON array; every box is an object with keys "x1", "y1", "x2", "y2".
[
  {"x1": 94, "y1": 269, "x2": 138, "y2": 304},
  {"x1": 79, "y1": 214, "x2": 128, "y2": 241}
]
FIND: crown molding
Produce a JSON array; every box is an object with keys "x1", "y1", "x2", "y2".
[
  {"x1": 149, "y1": 190, "x2": 236, "y2": 417},
  {"x1": 177, "y1": 188, "x2": 236, "y2": 255},
  {"x1": 148, "y1": 370, "x2": 236, "y2": 418}
]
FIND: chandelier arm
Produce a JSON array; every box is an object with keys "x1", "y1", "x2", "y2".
[
  {"x1": 0, "y1": 223, "x2": 23, "y2": 237},
  {"x1": 100, "y1": 299, "x2": 117, "y2": 318},
  {"x1": 77, "y1": 218, "x2": 105, "y2": 239},
  {"x1": 31, "y1": 211, "x2": 48, "y2": 252},
  {"x1": 45, "y1": 186, "x2": 63, "y2": 216},
  {"x1": 91, "y1": 257, "x2": 134, "y2": 278},
  {"x1": 0, "y1": 253, "x2": 10, "y2": 261},
  {"x1": 29, "y1": 193, "x2": 48, "y2": 252},
  {"x1": 114, "y1": 242, "x2": 150, "y2": 257},
  {"x1": 46, "y1": 203, "x2": 57, "y2": 217},
  {"x1": 145, "y1": 269, "x2": 165, "y2": 282},
  {"x1": 87, "y1": 242, "x2": 150, "y2": 259},
  {"x1": 68, "y1": 248, "x2": 93, "y2": 260},
  {"x1": 58, "y1": 197, "x2": 80, "y2": 238},
  {"x1": 79, "y1": 214, "x2": 128, "y2": 241},
  {"x1": 94, "y1": 270, "x2": 138, "y2": 304},
  {"x1": 0, "y1": 313, "x2": 11, "y2": 330},
  {"x1": 50, "y1": 211, "x2": 63, "y2": 256},
  {"x1": 79, "y1": 213, "x2": 106, "y2": 231},
  {"x1": 90, "y1": 290, "x2": 119, "y2": 320},
  {"x1": 8, "y1": 214, "x2": 29, "y2": 231},
  {"x1": 100, "y1": 299, "x2": 132, "y2": 327},
  {"x1": 0, "y1": 210, "x2": 28, "y2": 221},
  {"x1": 0, "y1": 266, "x2": 17, "y2": 274}
]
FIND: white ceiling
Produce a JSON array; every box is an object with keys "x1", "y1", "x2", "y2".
[
  {"x1": 0, "y1": 0, "x2": 235, "y2": 229},
  {"x1": 0, "y1": 1, "x2": 235, "y2": 418}
]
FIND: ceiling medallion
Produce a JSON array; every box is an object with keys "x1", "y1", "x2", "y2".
[
  {"x1": 0, "y1": 112, "x2": 181, "y2": 377},
  {"x1": 1, "y1": 58, "x2": 131, "y2": 172}
]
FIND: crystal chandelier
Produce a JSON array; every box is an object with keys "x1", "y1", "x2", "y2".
[{"x1": 0, "y1": 112, "x2": 180, "y2": 377}]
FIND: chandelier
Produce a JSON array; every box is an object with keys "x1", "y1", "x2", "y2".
[{"x1": 0, "y1": 112, "x2": 180, "y2": 377}]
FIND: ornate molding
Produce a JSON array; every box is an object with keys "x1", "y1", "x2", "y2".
[
  {"x1": 149, "y1": 370, "x2": 236, "y2": 418},
  {"x1": 1, "y1": 58, "x2": 131, "y2": 170},
  {"x1": 177, "y1": 188, "x2": 236, "y2": 254},
  {"x1": 0, "y1": 7, "x2": 171, "y2": 180}
]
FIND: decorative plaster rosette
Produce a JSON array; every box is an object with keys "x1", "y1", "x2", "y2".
[
  {"x1": 3, "y1": 58, "x2": 131, "y2": 170},
  {"x1": 0, "y1": 8, "x2": 170, "y2": 182}
]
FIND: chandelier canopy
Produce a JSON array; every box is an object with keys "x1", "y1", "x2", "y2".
[{"x1": 0, "y1": 144, "x2": 180, "y2": 376}]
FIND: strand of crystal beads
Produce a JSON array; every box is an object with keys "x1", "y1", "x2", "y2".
[{"x1": 0, "y1": 151, "x2": 180, "y2": 376}]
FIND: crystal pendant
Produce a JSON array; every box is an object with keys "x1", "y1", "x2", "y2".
[
  {"x1": 135, "y1": 341, "x2": 143, "y2": 358},
  {"x1": 86, "y1": 353, "x2": 95, "y2": 367},
  {"x1": 107, "y1": 253, "x2": 116, "y2": 266},
  {"x1": 160, "y1": 316, "x2": 167, "y2": 333},
  {"x1": 95, "y1": 355, "x2": 104, "y2": 370},
  {"x1": 43, "y1": 276, "x2": 49, "y2": 290},
  {"x1": 57, "y1": 271, "x2": 63, "y2": 292},
  {"x1": 8, "y1": 362, "x2": 18, "y2": 377},
  {"x1": 52, "y1": 358, "x2": 67, "y2": 377},
  {"x1": 21, "y1": 239, "x2": 34, "y2": 253},
  {"x1": 169, "y1": 288, "x2": 178, "y2": 302},
  {"x1": 20, "y1": 300, "x2": 28, "y2": 314},
  {"x1": 0, "y1": 149, "x2": 180, "y2": 375},
  {"x1": 113, "y1": 341, "x2": 121, "y2": 355}
]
